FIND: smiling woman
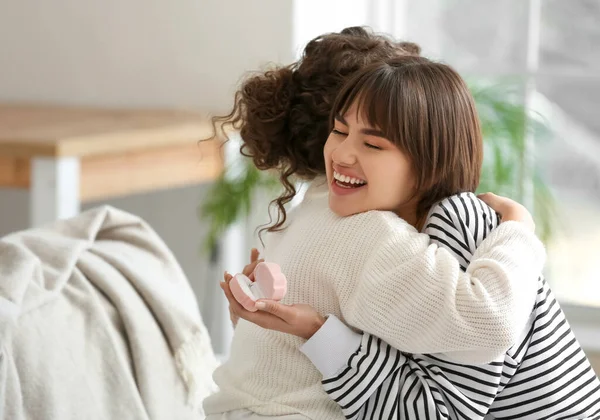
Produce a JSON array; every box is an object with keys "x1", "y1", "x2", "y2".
[{"x1": 324, "y1": 56, "x2": 482, "y2": 228}]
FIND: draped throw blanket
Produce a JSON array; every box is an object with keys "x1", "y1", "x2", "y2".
[{"x1": 0, "y1": 206, "x2": 218, "y2": 420}]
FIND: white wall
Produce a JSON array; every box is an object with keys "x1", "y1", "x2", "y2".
[
  {"x1": 292, "y1": 0, "x2": 369, "y2": 56},
  {"x1": 0, "y1": 0, "x2": 294, "y2": 111},
  {"x1": 0, "y1": 0, "x2": 294, "y2": 328}
]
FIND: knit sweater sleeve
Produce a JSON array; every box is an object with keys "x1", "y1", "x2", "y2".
[{"x1": 339, "y1": 206, "x2": 544, "y2": 364}]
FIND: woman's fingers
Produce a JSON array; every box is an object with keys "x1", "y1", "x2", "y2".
[
  {"x1": 244, "y1": 260, "x2": 263, "y2": 280},
  {"x1": 478, "y1": 192, "x2": 535, "y2": 232},
  {"x1": 220, "y1": 281, "x2": 241, "y2": 310},
  {"x1": 242, "y1": 259, "x2": 264, "y2": 279},
  {"x1": 219, "y1": 281, "x2": 289, "y2": 332},
  {"x1": 477, "y1": 192, "x2": 523, "y2": 214},
  {"x1": 240, "y1": 248, "x2": 263, "y2": 280},
  {"x1": 255, "y1": 300, "x2": 297, "y2": 323},
  {"x1": 477, "y1": 192, "x2": 500, "y2": 208}
]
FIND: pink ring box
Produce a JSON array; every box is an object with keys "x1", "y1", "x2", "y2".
[{"x1": 230, "y1": 262, "x2": 287, "y2": 312}]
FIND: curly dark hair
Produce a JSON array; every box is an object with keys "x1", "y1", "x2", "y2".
[{"x1": 213, "y1": 26, "x2": 421, "y2": 232}]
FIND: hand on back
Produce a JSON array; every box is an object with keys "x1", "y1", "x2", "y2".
[{"x1": 478, "y1": 192, "x2": 535, "y2": 232}]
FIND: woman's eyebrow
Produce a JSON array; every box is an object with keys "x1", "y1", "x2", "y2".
[
  {"x1": 360, "y1": 128, "x2": 386, "y2": 138},
  {"x1": 335, "y1": 114, "x2": 386, "y2": 138}
]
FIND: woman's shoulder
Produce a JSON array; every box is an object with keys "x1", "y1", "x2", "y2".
[
  {"x1": 424, "y1": 192, "x2": 501, "y2": 254},
  {"x1": 342, "y1": 211, "x2": 427, "y2": 254},
  {"x1": 354, "y1": 209, "x2": 416, "y2": 232},
  {"x1": 294, "y1": 184, "x2": 415, "y2": 234},
  {"x1": 426, "y1": 192, "x2": 499, "y2": 227}
]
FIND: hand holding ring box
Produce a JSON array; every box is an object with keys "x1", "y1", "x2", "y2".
[{"x1": 229, "y1": 262, "x2": 287, "y2": 312}]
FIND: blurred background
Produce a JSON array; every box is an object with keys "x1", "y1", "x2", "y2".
[{"x1": 0, "y1": 0, "x2": 598, "y2": 368}]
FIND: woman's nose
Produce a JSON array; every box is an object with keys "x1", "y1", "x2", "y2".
[{"x1": 331, "y1": 138, "x2": 357, "y2": 166}]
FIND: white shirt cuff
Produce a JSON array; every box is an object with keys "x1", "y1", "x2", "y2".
[{"x1": 300, "y1": 315, "x2": 362, "y2": 378}]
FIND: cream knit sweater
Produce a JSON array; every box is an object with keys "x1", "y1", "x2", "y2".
[{"x1": 203, "y1": 178, "x2": 545, "y2": 419}]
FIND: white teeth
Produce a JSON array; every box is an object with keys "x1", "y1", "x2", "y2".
[{"x1": 333, "y1": 171, "x2": 366, "y2": 186}]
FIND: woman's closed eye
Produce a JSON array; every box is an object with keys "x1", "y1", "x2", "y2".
[
  {"x1": 364, "y1": 142, "x2": 382, "y2": 150},
  {"x1": 332, "y1": 128, "x2": 347, "y2": 136}
]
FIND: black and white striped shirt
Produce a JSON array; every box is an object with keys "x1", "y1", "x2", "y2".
[{"x1": 308, "y1": 193, "x2": 600, "y2": 419}]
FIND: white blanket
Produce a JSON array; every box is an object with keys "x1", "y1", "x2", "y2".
[{"x1": 0, "y1": 206, "x2": 218, "y2": 419}]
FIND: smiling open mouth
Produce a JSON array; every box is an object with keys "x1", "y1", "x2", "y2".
[{"x1": 333, "y1": 171, "x2": 367, "y2": 189}]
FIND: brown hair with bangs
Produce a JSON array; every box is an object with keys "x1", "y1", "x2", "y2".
[{"x1": 331, "y1": 55, "x2": 483, "y2": 227}]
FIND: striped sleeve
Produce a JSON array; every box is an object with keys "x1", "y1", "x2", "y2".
[
  {"x1": 424, "y1": 192, "x2": 500, "y2": 271},
  {"x1": 321, "y1": 332, "x2": 508, "y2": 420},
  {"x1": 322, "y1": 334, "x2": 406, "y2": 420},
  {"x1": 322, "y1": 192, "x2": 506, "y2": 419},
  {"x1": 487, "y1": 279, "x2": 600, "y2": 420}
]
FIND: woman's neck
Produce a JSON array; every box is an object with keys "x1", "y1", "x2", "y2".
[{"x1": 396, "y1": 201, "x2": 421, "y2": 231}]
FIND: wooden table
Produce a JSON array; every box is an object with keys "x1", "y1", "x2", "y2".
[{"x1": 0, "y1": 104, "x2": 224, "y2": 226}]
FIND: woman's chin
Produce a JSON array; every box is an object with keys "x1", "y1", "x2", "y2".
[{"x1": 328, "y1": 199, "x2": 361, "y2": 218}]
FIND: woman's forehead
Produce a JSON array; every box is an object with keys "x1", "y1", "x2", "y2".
[{"x1": 338, "y1": 99, "x2": 384, "y2": 130}]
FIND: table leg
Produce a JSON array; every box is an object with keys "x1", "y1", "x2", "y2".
[
  {"x1": 30, "y1": 156, "x2": 81, "y2": 227},
  {"x1": 208, "y1": 223, "x2": 245, "y2": 358},
  {"x1": 207, "y1": 135, "x2": 249, "y2": 358}
]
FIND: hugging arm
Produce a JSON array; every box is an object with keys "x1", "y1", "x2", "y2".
[
  {"x1": 301, "y1": 193, "x2": 526, "y2": 419},
  {"x1": 339, "y1": 193, "x2": 542, "y2": 363}
]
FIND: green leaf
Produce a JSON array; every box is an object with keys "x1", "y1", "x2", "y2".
[{"x1": 198, "y1": 159, "x2": 282, "y2": 251}]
